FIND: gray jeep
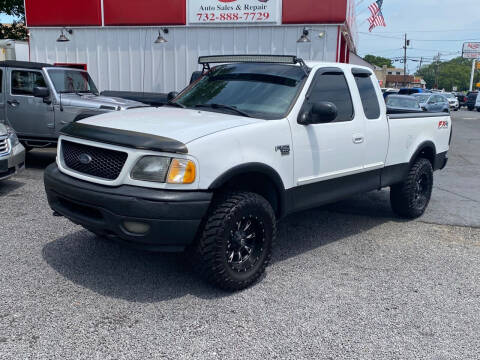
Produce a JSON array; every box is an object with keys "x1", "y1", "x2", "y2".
[{"x1": 0, "y1": 61, "x2": 147, "y2": 149}]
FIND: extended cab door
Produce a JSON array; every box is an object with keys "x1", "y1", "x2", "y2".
[
  {"x1": 6, "y1": 68, "x2": 55, "y2": 139},
  {"x1": 351, "y1": 69, "x2": 388, "y2": 184},
  {"x1": 289, "y1": 67, "x2": 367, "y2": 211}
]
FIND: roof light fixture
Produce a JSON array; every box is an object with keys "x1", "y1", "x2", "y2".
[
  {"x1": 57, "y1": 28, "x2": 73, "y2": 42},
  {"x1": 297, "y1": 28, "x2": 311, "y2": 43},
  {"x1": 154, "y1": 28, "x2": 169, "y2": 44}
]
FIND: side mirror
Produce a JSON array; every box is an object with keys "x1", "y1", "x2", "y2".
[
  {"x1": 167, "y1": 91, "x2": 179, "y2": 102},
  {"x1": 190, "y1": 71, "x2": 203, "y2": 84},
  {"x1": 33, "y1": 86, "x2": 50, "y2": 99},
  {"x1": 298, "y1": 102, "x2": 338, "y2": 125}
]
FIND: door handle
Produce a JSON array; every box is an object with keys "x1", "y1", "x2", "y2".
[
  {"x1": 7, "y1": 100, "x2": 19, "y2": 107},
  {"x1": 353, "y1": 135, "x2": 364, "y2": 144}
]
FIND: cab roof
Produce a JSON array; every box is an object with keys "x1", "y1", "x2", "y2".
[{"x1": 0, "y1": 60, "x2": 51, "y2": 70}]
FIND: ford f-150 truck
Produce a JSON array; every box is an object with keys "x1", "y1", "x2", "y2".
[
  {"x1": 0, "y1": 61, "x2": 147, "y2": 149},
  {"x1": 44, "y1": 55, "x2": 451, "y2": 291}
]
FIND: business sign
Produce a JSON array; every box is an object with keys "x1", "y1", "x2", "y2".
[
  {"x1": 462, "y1": 42, "x2": 480, "y2": 59},
  {"x1": 188, "y1": 0, "x2": 279, "y2": 24}
]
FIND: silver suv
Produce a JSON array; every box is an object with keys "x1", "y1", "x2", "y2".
[
  {"x1": 0, "y1": 61, "x2": 147, "y2": 149},
  {"x1": 0, "y1": 122, "x2": 25, "y2": 180}
]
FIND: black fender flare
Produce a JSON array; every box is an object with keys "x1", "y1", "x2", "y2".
[
  {"x1": 209, "y1": 162, "x2": 287, "y2": 216},
  {"x1": 409, "y1": 140, "x2": 436, "y2": 166}
]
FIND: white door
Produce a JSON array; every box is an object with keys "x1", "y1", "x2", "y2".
[
  {"x1": 351, "y1": 70, "x2": 389, "y2": 174},
  {"x1": 288, "y1": 67, "x2": 367, "y2": 211}
]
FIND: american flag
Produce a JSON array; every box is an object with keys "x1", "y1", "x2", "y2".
[{"x1": 368, "y1": 0, "x2": 386, "y2": 32}]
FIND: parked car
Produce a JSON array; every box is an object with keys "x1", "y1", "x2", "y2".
[
  {"x1": 443, "y1": 92, "x2": 460, "y2": 111},
  {"x1": 0, "y1": 61, "x2": 148, "y2": 150},
  {"x1": 385, "y1": 95, "x2": 422, "y2": 114},
  {"x1": 413, "y1": 93, "x2": 450, "y2": 113},
  {"x1": 383, "y1": 88, "x2": 399, "y2": 100},
  {"x1": 466, "y1": 92, "x2": 478, "y2": 111},
  {"x1": 0, "y1": 122, "x2": 25, "y2": 180},
  {"x1": 44, "y1": 55, "x2": 451, "y2": 290},
  {"x1": 456, "y1": 93, "x2": 468, "y2": 108},
  {"x1": 398, "y1": 88, "x2": 429, "y2": 95}
]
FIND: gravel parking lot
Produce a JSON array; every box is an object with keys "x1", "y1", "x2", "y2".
[{"x1": 1, "y1": 110, "x2": 479, "y2": 359}]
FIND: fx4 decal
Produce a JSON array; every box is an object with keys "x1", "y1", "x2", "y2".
[{"x1": 438, "y1": 120, "x2": 449, "y2": 129}]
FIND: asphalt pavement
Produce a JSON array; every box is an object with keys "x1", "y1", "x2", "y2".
[{"x1": 0, "y1": 110, "x2": 479, "y2": 359}]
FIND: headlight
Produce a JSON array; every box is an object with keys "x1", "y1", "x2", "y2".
[
  {"x1": 131, "y1": 156, "x2": 196, "y2": 184},
  {"x1": 6, "y1": 126, "x2": 19, "y2": 146},
  {"x1": 131, "y1": 156, "x2": 171, "y2": 182}
]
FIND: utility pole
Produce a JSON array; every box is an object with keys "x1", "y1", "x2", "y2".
[
  {"x1": 434, "y1": 52, "x2": 441, "y2": 90},
  {"x1": 419, "y1": 57, "x2": 423, "y2": 71},
  {"x1": 403, "y1": 34, "x2": 410, "y2": 87},
  {"x1": 469, "y1": 59, "x2": 476, "y2": 92}
]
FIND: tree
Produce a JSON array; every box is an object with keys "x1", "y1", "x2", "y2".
[
  {"x1": 416, "y1": 57, "x2": 480, "y2": 91},
  {"x1": 0, "y1": 0, "x2": 27, "y2": 40},
  {"x1": 363, "y1": 54, "x2": 393, "y2": 68}
]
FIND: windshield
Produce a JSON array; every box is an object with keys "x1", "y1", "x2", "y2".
[
  {"x1": 47, "y1": 69, "x2": 98, "y2": 94},
  {"x1": 174, "y1": 63, "x2": 307, "y2": 119},
  {"x1": 386, "y1": 96, "x2": 419, "y2": 109},
  {"x1": 414, "y1": 94, "x2": 430, "y2": 103},
  {"x1": 444, "y1": 93, "x2": 455, "y2": 99}
]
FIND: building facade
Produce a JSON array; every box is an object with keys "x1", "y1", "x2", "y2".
[{"x1": 25, "y1": 0, "x2": 357, "y2": 92}]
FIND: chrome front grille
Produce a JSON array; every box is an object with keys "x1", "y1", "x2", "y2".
[{"x1": 0, "y1": 137, "x2": 9, "y2": 156}]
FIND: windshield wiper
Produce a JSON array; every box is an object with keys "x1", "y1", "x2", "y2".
[
  {"x1": 195, "y1": 104, "x2": 252, "y2": 118},
  {"x1": 166, "y1": 101, "x2": 186, "y2": 109}
]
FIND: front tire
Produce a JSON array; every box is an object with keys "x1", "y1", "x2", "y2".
[
  {"x1": 390, "y1": 158, "x2": 434, "y2": 219},
  {"x1": 195, "y1": 192, "x2": 276, "y2": 291}
]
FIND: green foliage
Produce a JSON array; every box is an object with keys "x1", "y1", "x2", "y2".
[
  {"x1": 0, "y1": 0, "x2": 27, "y2": 40},
  {"x1": 363, "y1": 54, "x2": 393, "y2": 68},
  {"x1": 416, "y1": 57, "x2": 480, "y2": 91}
]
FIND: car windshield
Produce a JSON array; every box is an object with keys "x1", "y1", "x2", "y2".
[
  {"x1": 174, "y1": 63, "x2": 307, "y2": 119},
  {"x1": 386, "y1": 97, "x2": 419, "y2": 109},
  {"x1": 47, "y1": 69, "x2": 99, "y2": 94},
  {"x1": 444, "y1": 93, "x2": 455, "y2": 99},
  {"x1": 414, "y1": 94, "x2": 430, "y2": 103}
]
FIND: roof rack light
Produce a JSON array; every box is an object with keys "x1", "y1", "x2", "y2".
[{"x1": 198, "y1": 55, "x2": 310, "y2": 74}]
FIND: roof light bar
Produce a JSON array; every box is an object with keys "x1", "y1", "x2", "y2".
[
  {"x1": 198, "y1": 55, "x2": 310, "y2": 74},
  {"x1": 198, "y1": 55, "x2": 299, "y2": 65}
]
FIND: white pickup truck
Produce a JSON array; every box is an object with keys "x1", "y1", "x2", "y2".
[{"x1": 44, "y1": 55, "x2": 451, "y2": 290}]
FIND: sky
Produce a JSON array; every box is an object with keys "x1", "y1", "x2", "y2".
[{"x1": 356, "y1": 0, "x2": 480, "y2": 73}]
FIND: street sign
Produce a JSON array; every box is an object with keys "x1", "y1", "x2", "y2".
[
  {"x1": 462, "y1": 42, "x2": 480, "y2": 59},
  {"x1": 188, "y1": 0, "x2": 280, "y2": 24},
  {"x1": 476, "y1": 83, "x2": 480, "y2": 88}
]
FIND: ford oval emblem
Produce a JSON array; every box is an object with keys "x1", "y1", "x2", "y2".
[{"x1": 78, "y1": 153, "x2": 92, "y2": 165}]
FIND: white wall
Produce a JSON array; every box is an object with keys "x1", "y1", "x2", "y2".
[{"x1": 29, "y1": 25, "x2": 338, "y2": 93}]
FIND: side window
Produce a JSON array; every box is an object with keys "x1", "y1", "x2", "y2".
[
  {"x1": 307, "y1": 71, "x2": 354, "y2": 122},
  {"x1": 353, "y1": 75, "x2": 381, "y2": 119},
  {"x1": 11, "y1": 70, "x2": 46, "y2": 96}
]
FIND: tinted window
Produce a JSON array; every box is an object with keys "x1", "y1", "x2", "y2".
[
  {"x1": 176, "y1": 63, "x2": 307, "y2": 120},
  {"x1": 11, "y1": 70, "x2": 46, "y2": 95},
  {"x1": 306, "y1": 72, "x2": 354, "y2": 122},
  {"x1": 354, "y1": 75, "x2": 381, "y2": 119}
]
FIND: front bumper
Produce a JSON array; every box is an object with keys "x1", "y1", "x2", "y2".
[
  {"x1": 44, "y1": 164, "x2": 212, "y2": 252},
  {"x1": 0, "y1": 143, "x2": 26, "y2": 180}
]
